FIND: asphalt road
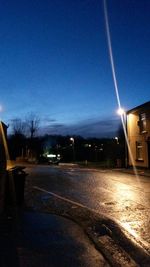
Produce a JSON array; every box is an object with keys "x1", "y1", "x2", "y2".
[{"x1": 24, "y1": 164, "x2": 150, "y2": 251}]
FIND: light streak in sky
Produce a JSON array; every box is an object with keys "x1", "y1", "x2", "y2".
[{"x1": 103, "y1": 0, "x2": 139, "y2": 179}]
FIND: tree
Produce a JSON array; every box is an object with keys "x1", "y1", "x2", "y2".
[
  {"x1": 8, "y1": 118, "x2": 26, "y2": 159},
  {"x1": 25, "y1": 113, "x2": 40, "y2": 139},
  {"x1": 11, "y1": 118, "x2": 26, "y2": 135},
  {"x1": 8, "y1": 114, "x2": 40, "y2": 160}
]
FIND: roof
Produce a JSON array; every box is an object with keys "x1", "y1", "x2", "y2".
[{"x1": 127, "y1": 101, "x2": 150, "y2": 114}]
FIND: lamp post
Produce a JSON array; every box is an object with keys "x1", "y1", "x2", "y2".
[
  {"x1": 117, "y1": 107, "x2": 125, "y2": 118},
  {"x1": 70, "y1": 137, "x2": 75, "y2": 162},
  {"x1": 117, "y1": 107, "x2": 128, "y2": 168},
  {"x1": 115, "y1": 136, "x2": 119, "y2": 144}
]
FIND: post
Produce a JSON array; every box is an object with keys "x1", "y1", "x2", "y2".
[
  {"x1": 70, "y1": 137, "x2": 75, "y2": 162},
  {"x1": 117, "y1": 108, "x2": 128, "y2": 168}
]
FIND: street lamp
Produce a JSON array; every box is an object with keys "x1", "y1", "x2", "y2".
[
  {"x1": 70, "y1": 137, "x2": 74, "y2": 143},
  {"x1": 117, "y1": 107, "x2": 125, "y2": 116},
  {"x1": 117, "y1": 107, "x2": 126, "y2": 126},
  {"x1": 70, "y1": 137, "x2": 75, "y2": 162},
  {"x1": 115, "y1": 136, "x2": 119, "y2": 144},
  {"x1": 117, "y1": 107, "x2": 128, "y2": 168}
]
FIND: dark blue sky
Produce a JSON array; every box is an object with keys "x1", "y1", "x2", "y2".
[{"x1": 0, "y1": 0, "x2": 150, "y2": 137}]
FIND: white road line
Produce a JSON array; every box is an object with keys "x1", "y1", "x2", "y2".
[
  {"x1": 33, "y1": 186, "x2": 150, "y2": 252},
  {"x1": 33, "y1": 186, "x2": 101, "y2": 213}
]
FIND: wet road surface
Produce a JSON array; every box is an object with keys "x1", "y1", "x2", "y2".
[{"x1": 24, "y1": 164, "x2": 150, "y2": 250}]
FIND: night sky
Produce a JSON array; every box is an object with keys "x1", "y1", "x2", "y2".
[{"x1": 0, "y1": 0, "x2": 150, "y2": 137}]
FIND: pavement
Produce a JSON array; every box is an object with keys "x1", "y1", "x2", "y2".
[
  {"x1": 114, "y1": 167, "x2": 150, "y2": 177},
  {"x1": 0, "y1": 209, "x2": 109, "y2": 267}
]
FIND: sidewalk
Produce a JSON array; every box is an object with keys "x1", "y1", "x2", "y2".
[
  {"x1": 0, "y1": 210, "x2": 109, "y2": 267},
  {"x1": 115, "y1": 167, "x2": 150, "y2": 177}
]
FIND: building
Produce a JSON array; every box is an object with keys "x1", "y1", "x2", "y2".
[{"x1": 127, "y1": 101, "x2": 150, "y2": 169}]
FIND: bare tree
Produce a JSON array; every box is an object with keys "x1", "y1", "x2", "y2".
[
  {"x1": 11, "y1": 118, "x2": 26, "y2": 135},
  {"x1": 9, "y1": 119, "x2": 26, "y2": 159},
  {"x1": 25, "y1": 113, "x2": 40, "y2": 139}
]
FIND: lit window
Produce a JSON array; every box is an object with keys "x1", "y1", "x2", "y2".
[
  {"x1": 138, "y1": 113, "x2": 147, "y2": 133},
  {"x1": 136, "y1": 141, "x2": 143, "y2": 160}
]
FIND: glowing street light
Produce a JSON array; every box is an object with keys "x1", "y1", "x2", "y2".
[
  {"x1": 115, "y1": 136, "x2": 119, "y2": 144},
  {"x1": 70, "y1": 137, "x2": 75, "y2": 162},
  {"x1": 70, "y1": 137, "x2": 74, "y2": 144},
  {"x1": 117, "y1": 107, "x2": 128, "y2": 168},
  {"x1": 117, "y1": 107, "x2": 125, "y2": 116},
  {"x1": 117, "y1": 107, "x2": 127, "y2": 127}
]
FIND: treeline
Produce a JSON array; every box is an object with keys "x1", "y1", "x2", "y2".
[{"x1": 7, "y1": 115, "x2": 125, "y2": 167}]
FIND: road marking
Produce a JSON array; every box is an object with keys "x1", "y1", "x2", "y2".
[
  {"x1": 33, "y1": 185, "x2": 150, "y2": 254},
  {"x1": 33, "y1": 186, "x2": 96, "y2": 211}
]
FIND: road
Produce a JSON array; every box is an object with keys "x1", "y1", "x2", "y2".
[{"x1": 24, "y1": 164, "x2": 150, "y2": 250}]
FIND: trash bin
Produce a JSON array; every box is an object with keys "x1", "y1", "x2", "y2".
[
  {"x1": 13, "y1": 168, "x2": 27, "y2": 206},
  {"x1": 6, "y1": 166, "x2": 28, "y2": 207}
]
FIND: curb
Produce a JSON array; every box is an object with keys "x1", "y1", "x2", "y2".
[
  {"x1": 86, "y1": 218, "x2": 150, "y2": 267},
  {"x1": 29, "y1": 187, "x2": 150, "y2": 267},
  {"x1": 113, "y1": 168, "x2": 150, "y2": 178}
]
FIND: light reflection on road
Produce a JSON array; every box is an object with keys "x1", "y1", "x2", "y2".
[
  {"x1": 113, "y1": 182, "x2": 144, "y2": 205},
  {"x1": 95, "y1": 174, "x2": 150, "y2": 247},
  {"x1": 26, "y1": 165, "x2": 150, "y2": 248}
]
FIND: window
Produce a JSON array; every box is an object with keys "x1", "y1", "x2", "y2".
[
  {"x1": 136, "y1": 141, "x2": 143, "y2": 161},
  {"x1": 139, "y1": 113, "x2": 147, "y2": 133}
]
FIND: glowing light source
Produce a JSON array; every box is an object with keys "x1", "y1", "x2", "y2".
[
  {"x1": 70, "y1": 137, "x2": 74, "y2": 143},
  {"x1": 117, "y1": 108, "x2": 125, "y2": 116},
  {"x1": 47, "y1": 154, "x2": 56, "y2": 158},
  {"x1": 115, "y1": 136, "x2": 119, "y2": 144},
  {"x1": 70, "y1": 137, "x2": 75, "y2": 161}
]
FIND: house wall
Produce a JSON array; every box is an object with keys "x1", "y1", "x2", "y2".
[{"x1": 127, "y1": 108, "x2": 150, "y2": 168}]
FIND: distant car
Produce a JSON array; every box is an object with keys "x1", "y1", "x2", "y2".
[
  {"x1": 48, "y1": 159, "x2": 60, "y2": 165},
  {"x1": 47, "y1": 153, "x2": 60, "y2": 165}
]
